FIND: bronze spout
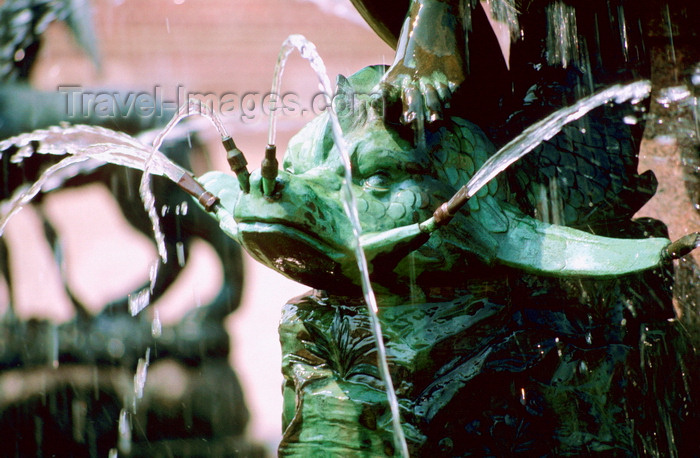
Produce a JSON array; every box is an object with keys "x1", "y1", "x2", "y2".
[
  {"x1": 222, "y1": 136, "x2": 251, "y2": 193},
  {"x1": 176, "y1": 173, "x2": 220, "y2": 212},
  {"x1": 261, "y1": 144, "x2": 278, "y2": 196}
]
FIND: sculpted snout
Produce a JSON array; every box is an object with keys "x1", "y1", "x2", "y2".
[
  {"x1": 197, "y1": 165, "x2": 363, "y2": 292},
  {"x1": 237, "y1": 168, "x2": 345, "y2": 235}
]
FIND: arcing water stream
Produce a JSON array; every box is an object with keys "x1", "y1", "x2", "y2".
[
  {"x1": 0, "y1": 100, "x2": 231, "y2": 316},
  {"x1": 426, "y1": 80, "x2": 653, "y2": 228},
  {"x1": 0, "y1": 124, "x2": 187, "y2": 236},
  {"x1": 0, "y1": 33, "x2": 697, "y2": 456},
  {"x1": 268, "y1": 34, "x2": 411, "y2": 457}
]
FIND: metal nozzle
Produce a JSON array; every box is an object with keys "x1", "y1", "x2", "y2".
[
  {"x1": 432, "y1": 202, "x2": 456, "y2": 227},
  {"x1": 664, "y1": 232, "x2": 700, "y2": 260},
  {"x1": 222, "y1": 136, "x2": 250, "y2": 193},
  {"x1": 177, "y1": 173, "x2": 220, "y2": 213},
  {"x1": 261, "y1": 144, "x2": 278, "y2": 196}
]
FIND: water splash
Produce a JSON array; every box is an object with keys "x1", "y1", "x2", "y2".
[
  {"x1": 270, "y1": 34, "x2": 409, "y2": 456},
  {"x1": 113, "y1": 346, "x2": 152, "y2": 454},
  {"x1": 152, "y1": 309, "x2": 162, "y2": 337}
]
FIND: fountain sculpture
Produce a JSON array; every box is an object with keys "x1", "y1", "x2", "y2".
[
  {"x1": 198, "y1": 63, "x2": 699, "y2": 455},
  {"x1": 199, "y1": 0, "x2": 700, "y2": 454},
  {"x1": 1, "y1": 0, "x2": 699, "y2": 456}
]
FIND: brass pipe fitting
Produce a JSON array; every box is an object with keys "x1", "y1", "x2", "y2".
[
  {"x1": 222, "y1": 136, "x2": 250, "y2": 193},
  {"x1": 261, "y1": 144, "x2": 278, "y2": 196}
]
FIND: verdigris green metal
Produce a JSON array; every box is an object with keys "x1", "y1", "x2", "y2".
[
  {"x1": 198, "y1": 65, "x2": 699, "y2": 455},
  {"x1": 200, "y1": 66, "x2": 674, "y2": 295}
]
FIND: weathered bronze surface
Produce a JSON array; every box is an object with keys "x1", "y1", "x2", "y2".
[
  {"x1": 200, "y1": 66, "x2": 699, "y2": 455},
  {"x1": 1, "y1": 0, "x2": 698, "y2": 455}
]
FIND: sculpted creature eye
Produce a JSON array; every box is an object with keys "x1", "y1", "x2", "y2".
[{"x1": 363, "y1": 172, "x2": 391, "y2": 193}]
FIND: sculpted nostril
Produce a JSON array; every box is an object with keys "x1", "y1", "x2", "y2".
[{"x1": 304, "y1": 211, "x2": 317, "y2": 226}]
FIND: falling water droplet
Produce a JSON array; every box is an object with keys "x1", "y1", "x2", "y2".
[
  {"x1": 134, "y1": 348, "x2": 150, "y2": 400},
  {"x1": 118, "y1": 409, "x2": 131, "y2": 454},
  {"x1": 657, "y1": 86, "x2": 691, "y2": 106},
  {"x1": 413, "y1": 98, "x2": 426, "y2": 151},
  {"x1": 128, "y1": 288, "x2": 150, "y2": 316},
  {"x1": 623, "y1": 115, "x2": 638, "y2": 125},
  {"x1": 50, "y1": 323, "x2": 59, "y2": 369},
  {"x1": 408, "y1": 252, "x2": 420, "y2": 304},
  {"x1": 149, "y1": 262, "x2": 159, "y2": 294},
  {"x1": 545, "y1": 2, "x2": 579, "y2": 68},
  {"x1": 176, "y1": 241, "x2": 186, "y2": 267},
  {"x1": 617, "y1": 5, "x2": 630, "y2": 61},
  {"x1": 654, "y1": 135, "x2": 677, "y2": 146},
  {"x1": 72, "y1": 399, "x2": 87, "y2": 443},
  {"x1": 152, "y1": 310, "x2": 162, "y2": 337}
]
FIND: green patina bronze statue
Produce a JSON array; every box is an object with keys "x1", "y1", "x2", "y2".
[
  {"x1": 2, "y1": 0, "x2": 698, "y2": 456},
  {"x1": 198, "y1": 65, "x2": 699, "y2": 455},
  {"x1": 201, "y1": 68, "x2": 684, "y2": 294}
]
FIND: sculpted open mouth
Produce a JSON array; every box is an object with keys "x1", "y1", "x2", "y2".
[{"x1": 236, "y1": 221, "x2": 359, "y2": 292}]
